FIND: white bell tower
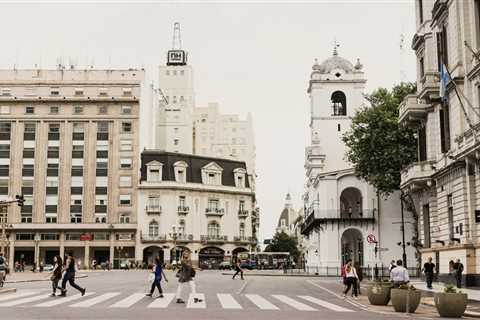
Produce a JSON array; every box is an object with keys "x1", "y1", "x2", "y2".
[{"x1": 305, "y1": 46, "x2": 366, "y2": 177}]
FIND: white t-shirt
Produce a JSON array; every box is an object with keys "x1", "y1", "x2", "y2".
[{"x1": 345, "y1": 267, "x2": 358, "y2": 278}]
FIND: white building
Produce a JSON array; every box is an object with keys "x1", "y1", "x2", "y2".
[
  {"x1": 137, "y1": 150, "x2": 257, "y2": 268},
  {"x1": 275, "y1": 193, "x2": 300, "y2": 235},
  {"x1": 301, "y1": 48, "x2": 416, "y2": 273}
]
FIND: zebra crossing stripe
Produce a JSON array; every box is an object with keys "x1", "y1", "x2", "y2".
[
  {"x1": 245, "y1": 294, "x2": 279, "y2": 310},
  {"x1": 0, "y1": 291, "x2": 37, "y2": 302},
  {"x1": 70, "y1": 292, "x2": 120, "y2": 307},
  {"x1": 298, "y1": 295, "x2": 354, "y2": 312},
  {"x1": 187, "y1": 293, "x2": 206, "y2": 309},
  {"x1": 109, "y1": 293, "x2": 145, "y2": 308},
  {"x1": 272, "y1": 295, "x2": 317, "y2": 311},
  {"x1": 147, "y1": 293, "x2": 175, "y2": 308},
  {"x1": 35, "y1": 292, "x2": 95, "y2": 307},
  {"x1": 217, "y1": 294, "x2": 242, "y2": 309},
  {"x1": 0, "y1": 293, "x2": 50, "y2": 307}
]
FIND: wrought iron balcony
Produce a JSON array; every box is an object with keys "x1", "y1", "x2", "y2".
[
  {"x1": 175, "y1": 234, "x2": 194, "y2": 242},
  {"x1": 200, "y1": 235, "x2": 227, "y2": 243},
  {"x1": 400, "y1": 160, "x2": 436, "y2": 189},
  {"x1": 233, "y1": 236, "x2": 253, "y2": 243},
  {"x1": 177, "y1": 206, "x2": 190, "y2": 214},
  {"x1": 399, "y1": 95, "x2": 429, "y2": 126},
  {"x1": 301, "y1": 209, "x2": 376, "y2": 235},
  {"x1": 238, "y1": 210, "x2": 249, "y2": 218},
  {"x1": 205, "y1": 208, "x2": 224, "y2": 216},
  {"x1": 141, "y1": 233, "x2": 167, "y2": 242},
  {"x1": 146, "y1": 205, "x2": 161, "y2": 215}
]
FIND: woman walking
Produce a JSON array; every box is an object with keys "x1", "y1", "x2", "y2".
[
  {"x1": 175, "y1": 251, "x2": 202, "y2": 304},
  {"x1": 342, "y1": 261, "x2": 359, "y2": 299},
  {"x1": 146, "y1": 257, "x2": 168, "y2": 298},
  {"x1": 50, "y1": 255, "x2": 63, "y2": 297}
]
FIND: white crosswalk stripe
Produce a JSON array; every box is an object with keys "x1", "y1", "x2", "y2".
[
  {"x1": 35, "y1": 292, "x2": 95, "y2": 307},
  {"x1": 110, "y1": 293, "x2": 145, "y2": 308},
  {"x1": 298, "y1": 295, "x2": 354, "y2": 312},
  {"x1": 0, "y1": 291, "x2": 38, "y2": 302},
  {"x1": 147, "y1": 293, "x2": 175, "y2": 308},
  {"x1": 272, "y1": 295, "x2": 317, "y2": 311},
  {"x1": 187, "y1": 293, "x2": 206, "y2": 309},
  {"x1": 0, "y1": 293, "x2": 50, "y2": 307},
  {"x1": 245, "y1": 294, "x2": 279, "y2": 310},
  {"x1": 217, "y1": 294, "x2": 242, "y2": 309},
  {"x1": 70, "y1": 292, "x2": 120, "y2": 307}
]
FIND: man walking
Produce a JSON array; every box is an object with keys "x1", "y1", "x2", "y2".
[
  {"x1": 390, "y1": 259, "x2": 409, "y2": 287},
  {"x1": 453, "y1": 258, "x2": 464, "y2": 288},
  {"x1": 60, "y1": 253, "x2": 86, "y2": 297},
  {"x1": 232, "y1": 260, "x2": 244, "y2": 280},
  {"x1": 0, "y1": 252, "x2": 6, "y2": 287},
  {"x1": 422, "y1": 257, "x2": 435, "y2": 289}
]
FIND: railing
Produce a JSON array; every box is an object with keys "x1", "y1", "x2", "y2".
[
  {"x1": 290, "y1": 266, "x2": 420, "y2": 278},
  {"x1": 238, "y1": 210, "x2": 249, "y2": 218},
  {"x1": 200, "y1": 235, "x2": 227, "y2": 242},
  {"x1": 146, "y1": 205, "x2": 161, "y2": 214},
  {"x1": 233, "y1": 236, "x2": 253, "y2": 243},
  {"x1": 141, "y1": 233, "x2": 167, "y2": 242},
  {"x1": 175, "y1": 234, "x2": 194, "y2": 241},
  {"x1": 205, "y1": 208, "x2": 224, "y2": 216},
  {"x1": 400, "y1": 160, "x2": 435, "y2": 187},
  {"x1": 304, "y1": 208, "x2": 376, "y2": 220},
  {"x1": 398, "y1": 95, "x2": 428, "y2": 124},
  {"x1": 177, "y1": 206, "x2": 190, "y2": 214}
]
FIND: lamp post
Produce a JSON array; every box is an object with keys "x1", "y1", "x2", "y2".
[
  {"x1": 170, "y1": 225, "x2": 178, "y2": 267},
  {"x1": 1, "y1": 206, "x2": 7, "y2": 256}
]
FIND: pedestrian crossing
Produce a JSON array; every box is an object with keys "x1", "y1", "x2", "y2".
[{"x1": 0, "y1": 290, "x2": 355, "y2": 312}]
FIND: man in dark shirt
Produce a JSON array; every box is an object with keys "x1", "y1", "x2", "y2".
[
  {"x1": 453, "y1": 259, "x2": 464, "y2": 288},
  {"x1": 422, "y1": 257, "x2": 435, "y2": 289}
]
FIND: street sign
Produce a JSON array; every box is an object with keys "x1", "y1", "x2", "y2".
[{"x1": 367, "y1": 234, "x2": 377, "y2": 244}]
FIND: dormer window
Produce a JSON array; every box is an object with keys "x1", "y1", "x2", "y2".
[
  {"x1": 201, "y1": 162, "x2": 223, "y2": 185},
  {"x1": 146, "y1": 161, "x2": 163, "y2": 182},
  {"x1": 173, "y1": 161, "x2": 188, "y2": 183},
  {"x1": 234, "y1": 168, "x2": 247, "y2": 188}
]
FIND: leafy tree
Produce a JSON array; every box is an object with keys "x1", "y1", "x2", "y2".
[{"x1": 265, "y1": 232, "x2": 300, "y2": 258}]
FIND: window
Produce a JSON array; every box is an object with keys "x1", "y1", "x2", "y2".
[
  {"x1": 0, "y1": 145, "x2": 9, "y2": 158},
  {"x1": 174, "y1": 139, "x2": 179, "y2": 146},
  {"x1": 439, "y1": 104, "x2": 451, "y2": 153},
  {"x1": 98, "y1": 88, "x2": 108, "y2": 96},
  {"x1": 46, "y1": 215, "x2": 57, "y2": 224},
  {"x1": 419, "y1": 57, "x2": 425, "y2": 79},
  {"x1": 96, "y1": 162, "x2": 108, "y2": 176},
  {"x1": 74, "y1": 106, "x2": 83, "y2": 114},
  {"x1": 239, "y1": 223, "x2": 245, "y2": 238},
  {"x1": 437, "y1": 26, "x2": 449, "y2": 70},
  {"x1": 418, "y1": 125, "x2": 427, "y2": 161},
  {"x1": 70, "y1": 212, "x2": 82, "y2": 224},
  {"x1": 120, "y1": 140, "x2": 133, "y2": 151},
  {"x1": 423, "y1": 204, "x2": 431, "y2": 248},
  {"x1": 95, "y1": 213, "x2": 107, "y2": 224},
  {"x1": 41, "y1": 233, "x2": 60, "y2": 240},
  {"x1": 95, "y1": 186, "x2": 107, "y2": 195},
  {"x1": 22, "y1": 164, "x2": 34, "y2": 177},
  {"x1": 147, "y1": 162, "x2": 162, "y2": 182},
  {"x1": 122, "y1": 106, "x2": 132, "y2": 114},
  {"x1": 147, "y1": 195, "x2": 161, "y2": 212},
  {"x1": 122, "y1": 122, "x2": 132, "y2": 133},
  {"x1": 119, "y1": 213, "x2": 130, "y2": 224},
  {"x1": 98, "y1": 105, "x2": 108, "y2": 114},
  {"x1": 23, "y1": 148, "x2": 34, "y2": 158},
  {"x1": 0, "y1": 165, "x2": 9, "y2": 177},
  {"x1": 149, "y1": 221, "x2": 159, "y2": 237},
  {"x1": 0, "y1": 122, "x2": 11, "y2": 140},
  {"x1": 24, "y1": 123, "x2": 36, "y2": 140},
  {"x1": 120, "y1": 176, "x2": 132, "y2": 187},
  {"x1": 47, "y1": 146, "x2": 59, "y2": 159},
  {"x1": 120, "y1": 158, "x2": 132, "y2": 169},
  {"x1": 208, "y1": 173, "x2": 216, "y2": 185},
  {"x1": 25, "y1": 106, "x2": 34, "y2": 114},
  {"x1": 208, "y1": 221, "x2": 220, "y2": 237},
  {"x1": 72, "y1": 123, "x2": 84, "y2": 140},
  {"x1": 72, "y1": 145, "x2": 84, "y2": 158},
  {"x1": 239, "y1": 200, "x2": 245, "y2": 212},
  {"x1": 97, "y1": 121, "x2": 109, "y2": 140},
  {"x1": 0, "y1": 106, "x2": 9, "y2": 115},
  {"x1": 50, "y1": 106, "x2": 59, "y2": 114},
  {"x1": 331, "y1": 91, "x2": 347, "y2": 116},
  {"x1": 96, "y1": 145, "x2": 108, "y2": 158},
  {"x1": 47, "y1": 163, "x2": 59, "y2": 176},
  {"x1": 178, "y1": 219, "x2": 185, "y2": 235},
  {"x1": 179, "y1": 195, "x2": 186, "y2": 208},
  {"x1": 16, "y1": 233, "x2": 35, "y2": 240},
  {"x1": 48, "y1": 123, "x2": 60, "y2": 140},
  {"x1": 50, "y1": 87, "x2": 60, "y2": 96},
  {"x1": 74, "y1": 88, "x2": 84, "y2": 96},
  {"x1": 208, "y1": 199, "x2": 219, "y2": 210},
  {"x1": 71, "y1": 165, "x2": 83, "y2": 176},
  {"x1": 418, "y1": 0, "x2": 423, "y2": 24},
  {"x1": 120, "y1": 194, "x2": 131, "y2": 205},
  {"x1": 448, "y1": 194, "x2": 454, "y2": 240},
  {"x1": 122, "y1": 88, "x2": 132, "y2": 96}
]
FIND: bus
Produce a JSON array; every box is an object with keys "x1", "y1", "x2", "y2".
[{"x1": 238, "y1": 252, "x2": 290, "y2": 270}]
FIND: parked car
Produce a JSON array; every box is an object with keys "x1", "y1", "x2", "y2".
[
  {"x1": 43, "y1": 264, "x2": 54, "y2": 272},
  {"x1": 219, "y1": 261, "x2": 232, "y2": 270}
]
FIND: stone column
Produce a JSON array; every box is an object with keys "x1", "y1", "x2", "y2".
[
  {"x1": 8, "y1": 234, "x2": 14, "y2": 273},
  {"x1": 59, "y1": 232, "x2": 65, "y2": 259},
  {"x1": 84, "y1": 241, "x2": 90, "y2": 270},
  {"x1": 109, "y1": 232, "x2": 114, "y2": 268}
]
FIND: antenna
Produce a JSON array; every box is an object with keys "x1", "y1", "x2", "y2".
[{"x1": 172, "y1": 22, "x2": 182, "y2": 50}]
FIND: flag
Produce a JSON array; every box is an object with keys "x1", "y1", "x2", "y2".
[{"x1": 439, "y1": 63, "x2": 450, "y2": 102}]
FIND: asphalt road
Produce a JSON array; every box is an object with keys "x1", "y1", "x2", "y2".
[{"x1": 0, "y1": 270, "x2": 419, "y2": 320}]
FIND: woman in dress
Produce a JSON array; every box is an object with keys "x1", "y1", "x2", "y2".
[{"x1": 175, "y1": 251, "x2": 202, "y2": 304}]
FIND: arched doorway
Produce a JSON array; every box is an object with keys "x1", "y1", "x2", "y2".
[
  {"x1": 143, "y1": 246, "x2": 164, "y2": 266},
  {"x1": 341, "y1": 228, "x2": 364, "y2": 266},
  {"x1": 232, "y1": 247, "x2": 248, "y2": 263},
  {"x1": 340, "y1": 187, "x2": 363, "y2": 218},
  {"x1": 170, "y1": 246, "x2": 190, "y2": 264},
  {"x1": 198, "y1": 247, "x2": 225, "y2": 269}
]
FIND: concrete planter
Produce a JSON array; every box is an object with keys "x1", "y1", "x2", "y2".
[
  {"x1": 367, "y1": 283, "x2": 392, "y2": 305},
  {"x1": 391, "y1": 288, "x2": 421, "y2": 313},
  {"x1": 434, "y1": 292, "x2": 467, "y2": 318}
]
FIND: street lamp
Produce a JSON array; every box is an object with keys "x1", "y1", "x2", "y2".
[{"x1": 169, "y1": 225, "x2": 178, "y2": 267}]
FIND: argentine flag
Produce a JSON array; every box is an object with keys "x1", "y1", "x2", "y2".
[{"x1": 439, "y1": 63, "x2": 450, "y2": 102}]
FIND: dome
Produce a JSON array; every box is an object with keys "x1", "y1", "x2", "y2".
[{"x1": 318, "y1": 51, "x2": 354, "y2": 74}]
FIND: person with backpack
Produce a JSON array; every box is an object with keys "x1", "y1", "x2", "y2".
[
  {"x1": 175, "y1": 251, "x2": 202, "y2": 304},
  {"x1": 0, "y1": 252, "x2": 7, "y2": 287},
  {"x1": 49, "y1": 255, "x2": 63, "y2": 296},
  {"x1": 146, "y1": 257, "x2": 168, "y2": 298},
  {"x1": 59, "y1": 253, "x2": 86, "y2": 297}
]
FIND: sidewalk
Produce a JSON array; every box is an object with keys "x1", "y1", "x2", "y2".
[{"x1": 4, "y1": 272, "x2": 88, "y2": 284}]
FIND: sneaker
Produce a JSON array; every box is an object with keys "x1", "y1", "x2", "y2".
[
  {"x1": 158, "y1": 294, "x2": 164, "y2": 298},
  {"x1": 146, "y1": 293, "x2": 152, "y2": 297},
  {"x1": 81, "y1": 288, "x2": 86, "y2": 296},
  {"x1": 176, "y1": 298, "x2": 185, "y2": 304},
  {"x1": 50, "y1": 293, "x2": 56, "y2": 297}
]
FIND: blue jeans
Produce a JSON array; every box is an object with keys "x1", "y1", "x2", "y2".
[
  {"x1": 61, "y1": 272, "x2": 83, "y2": 292},
  {"x1": 150, "y1": 278, "x2": 163, "y2": 294}
]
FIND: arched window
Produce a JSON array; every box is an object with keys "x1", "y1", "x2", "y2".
[
  {"x1": 208, "y1": 221, "x2": 220, "y2": 237},
  {"x1": 149, "y1": 220, "x2": 159, "y2": 237},
  {"x1": 331, "y1": 91, "x2": 347, "y2": 116}
]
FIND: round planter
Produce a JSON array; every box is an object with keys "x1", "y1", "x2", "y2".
[
  {"x1": 367, "y1": 284, "x2": 392, "y2": 305},
  {"x1": 391, "y1": 288, "x2": 421, "y2": 313},
  {"x1": 434, "y1": 292, "x2": 467, "y2": 318}
]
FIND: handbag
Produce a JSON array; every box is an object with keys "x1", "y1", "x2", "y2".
[{"x1": 50, "y1": 275, "x2": 56, "y2": 281}]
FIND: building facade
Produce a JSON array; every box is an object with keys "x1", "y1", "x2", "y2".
[
  {"x1": 301, "y1": 49, "x2": 416, "y2": 272},
  {"x1": 0, "y1": 68, "x2": 143, "y2": 270},
  {"x1": 137, "y1": 150, "x2": 257, "y2": 268},
  {"x1": 275, "y1": 193, "x2": 300, "y2": 235},
  {"x1": 400, "y1": 0, "x2": 480, "y2": 285}
]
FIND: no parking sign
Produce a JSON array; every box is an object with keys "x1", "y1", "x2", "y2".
[{"x1": 367, "y1": 234, "x2": 377, "y2": 244}]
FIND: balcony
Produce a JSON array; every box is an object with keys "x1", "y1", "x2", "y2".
[
  {"x1": 399, "y1": 95, "x2": 429, "y2": 125},
  {"x1": 238, "y1": 210, "x2": 249, "y2": 218},
  {"x1": 301, "y1": 209, "x2": 376, "y2": 235},
  {"x1": 205, "y1": 208, "x2": 224, "y2": 217},
  {"x1": 175, "y1": 234, "x2": 194, "y2": 242},
  {"x1": 418, "y1": 72, "x2": 440, "y2": 101},
  {"x1": 400, "y1": 160, "x2": 436, "y2": 189},
  {"x1": 177, "y1": 206, "x2": 190, "y2": 215},
  {"x1": 146, "y1": 205, "x2": 161, "y2": 215},
  {"x1": 201, "y1": 235, "x2": 227, "y2": 243},
  {"x1": 233, "y1": 236, "x2": 253, "y2": 243},
  {"x1": 141, "y1": 233, "x2": 167, "y2": 242}
]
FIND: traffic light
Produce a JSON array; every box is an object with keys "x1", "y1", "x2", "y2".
[{"x1": 15, "y1": 194, "x2": 24, "y2": 207}]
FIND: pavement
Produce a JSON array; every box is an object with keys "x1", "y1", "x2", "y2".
[
  {"x1": 3, "y1": 271, "x2": 88, "y2": 283},
  {"x1": 0, "y1": 270, "x2": 446, "y2": 320}
]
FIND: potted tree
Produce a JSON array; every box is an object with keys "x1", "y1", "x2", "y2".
[
  {"x1": 367, "y1": 280, "x2": 393, "y2": 305},
  {"x1": 391, "y1": 284, "x2": 421, "y2": 313},
  {"x1": 434, "y1": 284, "x2": 468, "y2": 318}
]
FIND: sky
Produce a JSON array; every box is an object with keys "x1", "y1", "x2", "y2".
[{"x1": 0, "y1": 0, "x2": 417, "y2": 241}]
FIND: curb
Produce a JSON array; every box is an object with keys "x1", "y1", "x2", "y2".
[
  {"x1": 5, "y1": 274, "x2": 88, "y2": 284},
  {"x1": 0, "y1": 288, "x2": 16, "y2": 295},
  {"x1": 420, "y1": 298, "x2": 480, "y2": 318},
  {"x1": 221, "y1": 272, "x2": 337, "y2": 278}
]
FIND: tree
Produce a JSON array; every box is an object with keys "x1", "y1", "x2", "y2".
[
  {"x1": 265, "y1": 232, "x2": 300, "y2": 259},
  {"x1": 342, "y1": 82, "x2": 417, "y2": 196}
]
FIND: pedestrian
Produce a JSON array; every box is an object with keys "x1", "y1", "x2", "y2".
[
  {"x1": 232, "y1": 259, "x2": 244, "y2": 280},
  {"x1": 388, "y1": 260, "x2": 396, "y2": 273},
  {"x1": 354, "y1": 262, "x2": 363, "y2": 295},
  {"x1": 422, "y1": 257, "x2": 435, "y2": 289},
  {"x1": 390, "y1": 259, "x2": 409, "y2": 287},
  {"x1": 175, "y1": 251, "x2": 202, "y2": 304},
  {"x1": 342, "y1": 260, "x2": 358, "y2": 299},
  {"x1": 60, "y1": 253, "x2": 86, "y2": 297},
  {"x1": 146, "y1": 257, "x2": 168, "y2": 298},
  {"x1": 0, "y1": 252, "x2": 7, "y2": 287},
  {"x1": 340, "y1": 260, "x2": 349, "y2": 290},
  {"x1": 49, "y1": 255, "x2": 63, "y2": 296},
  {"x1": 453, "y1": 258, "x2": 464, "y2": 288}
]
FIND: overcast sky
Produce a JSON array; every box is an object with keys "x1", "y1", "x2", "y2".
[{"x1": 0, "y1": 1, "x2": 417, "y2": 241}]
